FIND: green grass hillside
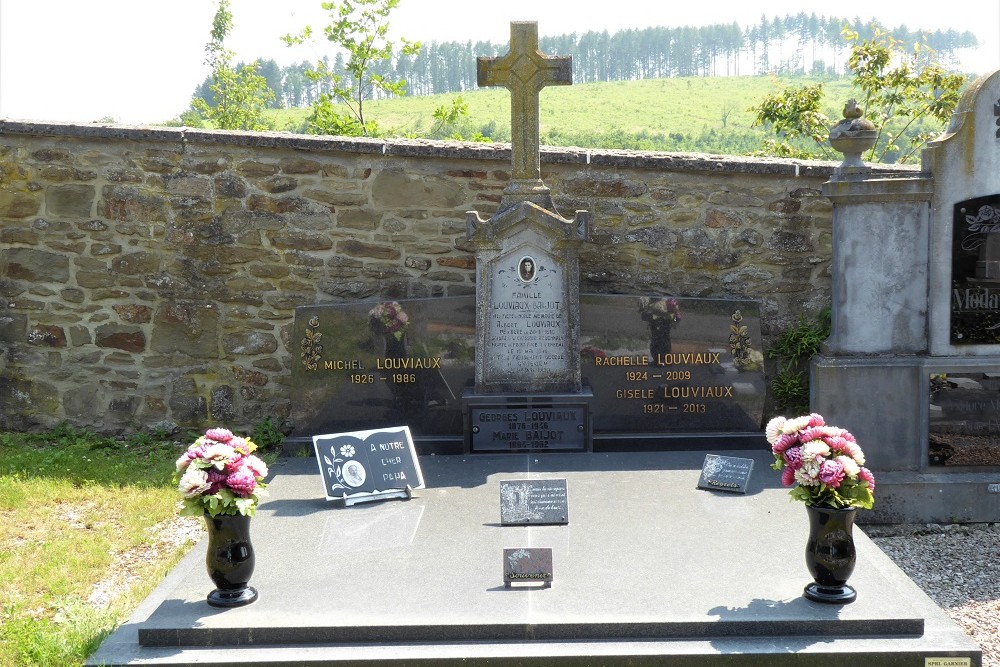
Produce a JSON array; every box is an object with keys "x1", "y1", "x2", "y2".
[{"x1": 263, "y1": 75, "x2": 860, "y2": 157}]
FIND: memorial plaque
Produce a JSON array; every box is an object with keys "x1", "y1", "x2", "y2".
[
  {"x1": 291, "y1": 294, "x2": 764, "y2": 447},
  {"x1": 292, "y1": 298, "x2": 476, "y2": 441},
  {"x1": 928, "y1": 372, "x2": 1000, "y2": 466},
  {"x1": 696, "y1": 454, "x2": 754, "y2": 493},
  {"x1": 580, "y1": 295, "x2": 765, "y2": 435},
  {"x1": 951, "y1": 194, "x2": 1000, "y2": 344},
  {"x1": 313, "y1": 426, "x2": 425, "y2": 504},
  {"x1": 486, "y1": 246, "x2": 569, "y2": 380},
  {"x1": 503, "y1": 547, "x2": 553, "y2": 588},
  {"x1": 471, "y1": 403, "x2": 587, "y2": 452},
  {"x1": 499, "y1": 479, "x2": 569, "y2": 524}
]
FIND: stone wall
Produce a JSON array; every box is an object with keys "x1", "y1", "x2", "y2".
[{"x1": 0, "y1": 121, "x2": 902, "y2": 434}]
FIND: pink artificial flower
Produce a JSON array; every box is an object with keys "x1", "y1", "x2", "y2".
[
  {"x1": 772, "y1": 432, "x2": 797, "y2": 455},
  {"x1": 224, "y1": 452, "x2": 246, "y2": 473},
  {"x1": 819, "y1": 458, "x2": 846, "y2": 488},
  {"x1": 798, "y1": 426, "x2": 826, "y2": 443},
  {"x1": 824, "y1": 435, "x2": 848, "y2": 453},
  {"x1": 781, "y1": 465, "x2": 796, "y2": 487},
  {"x1": 230, "y1": 436, "x2": 252, "y2": 456},
  {"x1": 243, "y1": 455, "x2": 269, "y2": 479},
  {"x1": 227, "y1": 468, "x2": 257, "y2": 497},
  {"x1": 783, "y1": 445, "x2": 803, "y2": 469},
  {"x1": 206, "y1": 469, "x2": 228, "y2": 494},
  {"x1": 859, "y1": 467, "x2": 876, "y2": 492},
  {"x1": 205, "y1": 428, "x2": 234, "y2": 444},
  {"x1": 808, "y1": 413, "x2": 826, "y2": 427}
]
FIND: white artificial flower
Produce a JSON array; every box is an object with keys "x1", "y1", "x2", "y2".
[
  {"x1": 783, "y1": 416, "x2": 812, "y2": 434},
  {"x1": 201, "y1": 443, "x2": 235, "y2": 469},
  {"x1": 795, "y1": 463, "x2": 821, "y2": 486},
  {"x1": 765, "y1": 417, "x2": 786, "y2": 445},
  {"x1": 800, "y1": 440, "x2": 831, "y2": 463},
  {"x1": 838, "y1": 455, "x2": 861, "y2": 479},
  {"x1": 178, "y1": 467, "x2": 211, "y2": 498}
]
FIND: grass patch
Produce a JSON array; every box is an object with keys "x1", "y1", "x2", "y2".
[
  {"x1": 0, "y1": 426, "x2": 197, "y2": 667},
  {"x1": 262, "y1": 74, "x2": 860, "y2": 155}
]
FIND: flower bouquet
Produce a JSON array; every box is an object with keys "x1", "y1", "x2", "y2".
[
  {"x1": 766, "y1": 413, "x2": 874, "y2": 510},
  {"x1": 639, "y1": 296, "x2": 682, "y2": 325},
  {"x1": 369, "y1": 301, "x2": 410, "y2": 341},
  {"x1": 174, "y1": 428, "x2": 269, "y2": 517}
]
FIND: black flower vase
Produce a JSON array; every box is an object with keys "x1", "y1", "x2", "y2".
[
  {"x1": 204, "y1": 513, "x2": 258, "y2": 608},
  {"x1": 803, "y1": 505, "x2": 858, "y2": 604}
]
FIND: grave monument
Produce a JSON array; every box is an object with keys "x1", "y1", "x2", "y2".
[
  {"x1": 85, "y1": 22, "x2": 982, "y2": 667},
  {"x1": 462, "y1": 21, "x2": 593, "y2": 450},
  {"x1": 288, "y1": 22, "x2": 768, "y2": 452}
]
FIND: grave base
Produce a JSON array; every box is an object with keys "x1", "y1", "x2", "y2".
[
  {"x1": 86, "y1": 451, "x2": 980, "y2": 667},
  {"x1": 813, "y1": 354, "x2": 1000, "y2": 523}
]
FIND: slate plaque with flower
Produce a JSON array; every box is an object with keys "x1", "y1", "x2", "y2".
[
  {"x1": 312, "y1": 426, "x2": 424, "y2": 504},
  {"x1": 696, "y1": 454, "x2": 754, "y2": 494}
]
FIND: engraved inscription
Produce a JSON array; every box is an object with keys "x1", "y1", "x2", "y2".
[{"x1": 487, "y1": 253, "x2": 567, "y2": 375}]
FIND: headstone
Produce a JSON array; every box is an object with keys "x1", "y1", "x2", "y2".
[{"x1": 466, "y1": 21, "x2": 589, "y2": 396}]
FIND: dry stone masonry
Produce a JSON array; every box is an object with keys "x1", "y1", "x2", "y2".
[{"x1": 0, "y1": 121, "x2": 863, "y2": 433}]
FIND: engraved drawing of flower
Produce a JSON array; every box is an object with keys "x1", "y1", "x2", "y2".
[{"x1": 340, "y1": 444, "x2": 356, "y2": 458}]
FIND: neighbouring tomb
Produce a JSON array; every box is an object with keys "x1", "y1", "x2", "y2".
[{"x1": 814, "y1": 69, "x2": 1000, "y2": 521}]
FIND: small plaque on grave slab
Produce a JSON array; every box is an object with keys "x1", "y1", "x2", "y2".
[
  {"x1": 503, "y1": 547, "x2": 553, "y2": 588},
  {"x1": 499, "y1": 479, "x2": 568, "y2": 525},
  {"x1": 697, "y1": 454, "x2": 754, "y2": 494},
  {"x1": 313, "y1": 426, "x2": 424, "y2": 506}
]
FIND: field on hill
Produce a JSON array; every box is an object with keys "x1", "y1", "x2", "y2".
[{"x1": 262, "y1": 75, "x2": 861, "y2": 157}]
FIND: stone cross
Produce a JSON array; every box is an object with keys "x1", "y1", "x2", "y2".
[{"x1": 478, "y1": 22, "x2": 571, "y2": 207}]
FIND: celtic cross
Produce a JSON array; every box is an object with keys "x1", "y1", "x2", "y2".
[{"x1": 477, "y1": 22, "x2": 571, "y2": 206}]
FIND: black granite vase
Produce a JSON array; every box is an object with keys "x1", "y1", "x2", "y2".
[
  {"x1": 803, "y1": 505, "x2": 857, "y2": 604},
  {"x1": 204, "y1": 512, "x2": 258, "y2": 608}
]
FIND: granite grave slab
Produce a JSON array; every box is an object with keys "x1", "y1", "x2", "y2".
[{"x1": 86, "y1": 451, "x2": 981, "y2": 666}]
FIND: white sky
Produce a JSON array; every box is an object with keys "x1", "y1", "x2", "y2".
[{"x1": 1, "y1": 0, "x2": 998, "y2": 124}]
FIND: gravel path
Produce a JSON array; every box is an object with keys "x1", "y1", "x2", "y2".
[{"x1": 869, "y1": 523, "x2": 1000, "y2": 666}]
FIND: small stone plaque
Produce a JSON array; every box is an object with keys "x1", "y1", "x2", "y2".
[
  {"x1": 697, "y1": 454, "x2": 754, "y2": 494},
  {"x1": 499, "y1": 479, "x2": 569, "y2": 525},
  {"x1": 313, "y1": 426, "x2": 425, "y2": 505},
  {"x1": 503, "y1": 547, "x2": 553, "y2": 588},
  {"x1": 925, "y1": 659, "x2": 971, "y2": 667}
]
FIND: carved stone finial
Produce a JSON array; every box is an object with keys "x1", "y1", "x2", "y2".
[{"x1": 829, "y1": 99, "x2": 877, "y2": 177}]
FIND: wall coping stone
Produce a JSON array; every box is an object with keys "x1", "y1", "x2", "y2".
[{"x1": 0, "y1": 119, "x2": 923, "y2": 179}]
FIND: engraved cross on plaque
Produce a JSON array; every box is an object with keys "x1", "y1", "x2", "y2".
[{"x1": 477, "y1": 22, "x2": 571, "y2": 208}]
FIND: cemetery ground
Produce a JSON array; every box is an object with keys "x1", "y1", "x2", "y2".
[{"x1": 2, "y1": 427, "x2": 999, "y2": 667}]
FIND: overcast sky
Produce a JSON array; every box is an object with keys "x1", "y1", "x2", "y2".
[{"x1": 1, "y1": 0, "x2": 998, "y2": 124}]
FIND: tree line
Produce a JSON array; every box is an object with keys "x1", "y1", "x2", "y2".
[{"x1": 191, "y1": 13, "x2": 977, "y2": 109}]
